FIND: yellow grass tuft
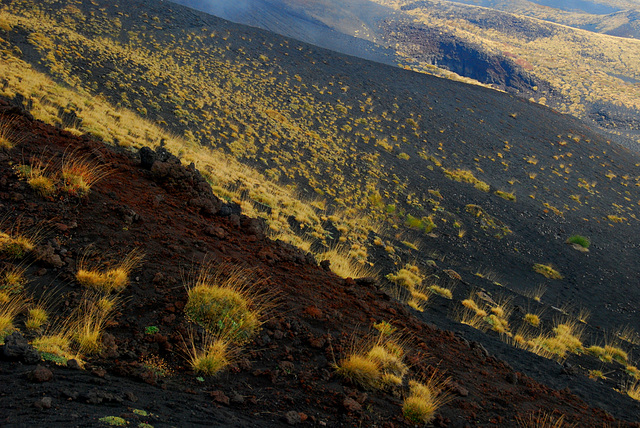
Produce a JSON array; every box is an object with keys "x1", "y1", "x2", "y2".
[
  {"x1": 443, "y1": 168, "x2": 490, "y2": 192},
  {"x1": 184, "y1": 264, "x2": 266, "y2": 343},
  {"x1": 386, "y1": 264, "x2": 422, "y2": 289},
  {"x1": 403, "y1": 374, "x2": 451, "y2": 424},
  {"x1": 25, "y1": 306, "x2": 48, "y2": 330},
  {"x1": 0, "y1": 294, "x2": 25, "y2": 341},
  {"x1": 185, "y1": 333, "x2": 232, "y2": 376},
  {"x1": 336, "y1": 353, "x2": 382, "y2": 389},
  {"x1": 1, "y1": 265, "x2": 27, "y2": 295},
  {"x1": 76, "y1": 249, "x2": 144, "y2": 293},
  {"x1": 0, "y1": 225, "x2": 36, "y2": 259},
  {"x1": 336, "y1": 332, "x2": 408, "y2": 390},
  {"x1": 429, "y1": 285, "x2": 452, "y2": 299},
  {"x1": 31, "y1": 333, "x2": 78, "y2": 364},
  {"x1": 61, "y1": 150, "x2": 111, "y2": 197},
  {"x1": 0, "y1": 116, "x2": 23, "y2": 150},
  {"x1": 524, "y1": 313, "x2": 541, "y2": 327},
  {"x1": 315, "y1": 246, "x2": 378, "y2": 279},
  {"x1": 17, "y1": 159, "x2": 57, "y2": 197},
  {"x1": 533, "y1": 263, "x2": 563, "y2": 280},
  {"x1": 626, "y1": 382, "x2": 640, "y2": 401},
  {"x1": 516, "y1": 410, "x2": 575, "y2": 427}
]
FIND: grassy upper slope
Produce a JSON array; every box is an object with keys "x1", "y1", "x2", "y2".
[{"x1": 0, "y1": 0, "x2": 639, "y2": 340}]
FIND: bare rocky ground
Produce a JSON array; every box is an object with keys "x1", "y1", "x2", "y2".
[{"x1": 1, "y1": 98, "x2": 639, "y2": 427}]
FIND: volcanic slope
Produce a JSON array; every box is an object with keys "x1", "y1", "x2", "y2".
[
  {"x1": 0, "y1": 100, "x2": 638, "y2": 427},
  {"x1": 0, "y1": 0, "x2": 640, "y2": 423}
]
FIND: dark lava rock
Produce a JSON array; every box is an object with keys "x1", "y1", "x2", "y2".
[
  {"x1": 343, "y1": 397, "x2": 362, "y2": 412},
  {"x1": 284, "y1": 410, "x2": 302, "y2": 425},
  {"x1": 1, "y1": 332, "x2": 41, "y2": 364},
  {"x1": 33, "y1": 396, "x2": 52, "y2": 409},
  {"x1": 28, "y1": 365, "x2": 53, "y2": 383}
]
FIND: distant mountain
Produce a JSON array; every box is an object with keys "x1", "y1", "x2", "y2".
[
  {"x1": 169, "y1": 0, "x2": 401, "y2": 65},
  {"x1": 170, "y1": 0, "x2": 640, "y2": 149}
]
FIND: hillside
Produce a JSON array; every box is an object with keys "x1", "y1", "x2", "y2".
[
  {"x1": 0, "y1": 0, "x2": 640, "y2": 425},
  {"x1": 0, "y1": 98, "x2": 638, "y2": 427}
]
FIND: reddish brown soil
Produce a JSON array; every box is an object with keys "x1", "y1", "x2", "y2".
[{"x1": 0, "y1": 101, "x2": 637, "y2": 427}]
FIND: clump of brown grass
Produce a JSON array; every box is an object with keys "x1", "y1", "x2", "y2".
[{"x1": 76, "y1": 249, "x2": 144, "y2": 293}]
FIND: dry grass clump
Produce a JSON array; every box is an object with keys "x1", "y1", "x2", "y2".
[
  {"x1": 387, "y1": 264, "x2": 433, "y2": 311},
  {"x1": 616, "y1": 325, "x2": 640, "y2": 346},
  {"x1": 0, "y1": 293, "x2": 26, "y2": 342},
  {"x1": 428, "y1": 285, "x2": 453, "y2": 299},
  {"x1": 31, "y1": 333, "x2": 76, "y2": 363},
  {"x1": 32, "y1": 293, "x2": 118, "y2": 363},
  {"x1": 461, "y1": 297, "x2": 487, "y2": 318},
  {"x1": 455, "y1": 306, "x2": 489, "y2": 332},
  {"x1": 0, "y1": 115, "x2": 23, "y2": 150},
  {"x1": 184, "y1": 264, "x2": 267, "y2": 344},
  {"x1": 61, "y1": 150, "x2": 111, "y2": 197},
  {"x1": 0, "y1": 264, "x2": 27, "y2": 295},
  {"x1": 626, "y1": 365, "x2": 640, "y2": 380},
  {"x1": 25, "y1": 306, "x2": 49, "y2": 330},
  {"x1": 184, "y1": 332, "x2": 232, "y2": 376},
  {"x1": 402, "y1": 374, "x2": 451, "y2": 424},
  {"x1": 585, "y1": 344, "x2": 628, "y2": 364},
  {"x1": 443, "y1": 168, "x2": 490, "y2": 192},
  {"x1": 16, "y1": 151, "x2": 110, "y2": 198},
  {"x1": 16, "y1": 159, "x2": 57, "y2": 197},
  {"x1": 626, "y1": 382, "x2": 640, "y2": 401},
  {"x1": 373, "y1": 320, "x2": 397, "y2": 336},
  {"x1": 0, "y1": 225, "x2": 36, "y2": 259},
  {"x1": 523, "y1": 313, "x2": 541, "y2": 327},
  {"x1": 314, "y1": 246, "x2": 377, "y2": 279},
  {"x1": 387, "y1": 264, "x2": 422, "y2": 289},
  {"x1": 335, "y1": 333, "x2": 408, "y2": 390},
  {"x1": 533, "y1": 263, "x2": 563, "y2": 280},
  {"x1": 516, "y1": 410, "x2": 576, "y2": 427},
  {"x1": 76, "y1": 249, "x2": 144, "y2": 293},
  {"x1": 73, "y1": 298, "x2": 114, "y2": 356}
]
